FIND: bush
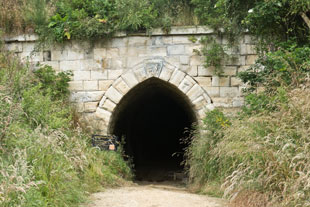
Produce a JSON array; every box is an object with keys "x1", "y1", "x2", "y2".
[{"x1": 0, "y1": 50, "x2": 132, "y2": 207}]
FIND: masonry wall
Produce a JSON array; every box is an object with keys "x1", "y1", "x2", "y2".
[{"x1": 4, "y1": 26, "x2": 257, "y2": 133}]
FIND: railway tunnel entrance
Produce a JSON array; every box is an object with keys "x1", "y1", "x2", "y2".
[{"x1": 109, "y1": 78, "x2": 197, "y2": 182}]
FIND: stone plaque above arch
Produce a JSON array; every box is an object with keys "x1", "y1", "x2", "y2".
[{"x1": 95, "y1": 58, "x2": 214, "y2": 134}]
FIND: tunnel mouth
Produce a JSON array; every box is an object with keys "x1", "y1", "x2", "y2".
[{"x1": 110, "y1": 78, "x2": 197, "y2": 182}]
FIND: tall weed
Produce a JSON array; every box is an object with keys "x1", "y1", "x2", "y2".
[{"x1": 0, "y1": 49, "x2": 132, "y2": 207}]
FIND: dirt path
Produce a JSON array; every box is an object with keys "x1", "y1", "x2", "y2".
[{"x1": 86, "y1": 182, "x2": 227, "y2": 207}]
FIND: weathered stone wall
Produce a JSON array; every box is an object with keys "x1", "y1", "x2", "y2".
[{"x1": 4, "y1": 26, "x2": 257, "y2": 134}]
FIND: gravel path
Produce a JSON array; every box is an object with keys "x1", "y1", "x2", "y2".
[{"x1": 86, "y1": 183, "x2": 227, "y2": 207}]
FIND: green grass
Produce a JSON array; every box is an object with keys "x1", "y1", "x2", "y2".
[{"x1": 0, "y1": 47, "x2": 132, "y2": 207}]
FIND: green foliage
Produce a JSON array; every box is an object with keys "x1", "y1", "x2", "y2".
[
  {"x1": 33, "y1": 65, "x2": 72, "y2": 100},
  {"x1": 0, "y1": 50, "x2": 132, "y2": 206},
  {"x1": 239, "y1": 44, "x2": 310, "y2": 93},
  {"x1": 185, "y1": 109, "x2": 230, "y2": 195},
  {"x1": 200, "y1": 37, "x2": 227, "y2": 76},
  {"x1": 115, "y1": 0, "x2": 158, "y2": 31}
]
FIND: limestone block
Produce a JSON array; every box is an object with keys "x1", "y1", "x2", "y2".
[
  {"x1": 246, "y1": 55, "x2": 258, "y2": 65},
  {"x1": 178, "y1": 75, "x2": 195, "y2": 94},
  {"x1": 247, "y1": 45, "x2": 256, "y2": 55},
  {"x1": 90, "y1": 70, "x2": 108, "y2": 80},
  {"x1": 159, "y1": 68, "x2": 174, "y2": 81},
  {"x1": 111, "y1": 58, "x2": 126, "y2": 69},
  {"x1": 95, "y1": 108, "x2": 112, "y2": 123},
  {"x1": 101, "y1": 58, "x2": 112, "y2": 69},
  {"x1": 81, "y1": 59, "x2": 102, "y2": 71},
  {"x1": 170, "y1": 26, "x2": 197, "y2": 34},
  {"x1": 127, "y1": 57, "x2": 142, "y2": 68},
  {"x1": 127, "y1": 47, "x2": 141, "y2": 57},
  {"x1": 99, "y1": 80, "x2": 114, "y2": 91},
  {"x1": 169, "y1": 70, "x2": 185, "y2": 86},
  {"x1": 220, "y1": 87, "x2": 239, "y2": 98},
  {"x1": 231, "y1": 77, "x2": 242, "y2": 86},
  {"x1": 204, "y1": 87, "x2": 220, "y2": 97},
  {"x1": 106, "y1": 48, "x2": 120, "y2": 58},
  {"x1": 172, "y1": 36, "x2": 194, "y2": 44},
  {"x1": 244, "y1": 35, "x2": 254, "y2": 44},
  {"x1": 196, "y1": 26, "x2": 214, "y2": 34},
  {"x1": 188, "y1": 66, "x2": 198, "y2": 76},
  {"x1": 110, "y1": 38, "x2": 127, "y2": 47},
  {"x1": 132, "y1": 68, "x2": 145, "y2": 83},
  {"x1": 94, "y1": 48, "x2": 107, "y2": 60},
  {"x1": 20, "y1": 51, "x2": 42, "y2": 62},
  {"x1": 223, "y1": 66, "x2": 237, "y2": 76},
  {"x1": 142, "y1": 47, "x2": 167, "y2": 57},
  {"x1": 180, "y1": 56, "x2": 190, "y2": 65},
  {"x1": 22, "y1": 42, "x2": 36, "y2": 52},
  {"x1": 194, "y1": 77, "x2": 212, "y2": 88},
  {"x1": 101, "y1": 99, "x2": 116, "y2": 112},
  {"x1": 218, "y1": 77, "x2": 230, "y2": 87},
  {"x1": 193, "y1": 96, "x2": 208, "y2": 109},
  {"x1": 241, "y1": 44, "x2": 256, "y2": 55},
  {"x1": 70, "y1": 91, "x2": 104, "y2": 102},
  {"x1": 203, "y1": 93, "x2": 212, "y2": 104},
  {"x1": 69, "y1": 81, "x2": 83, "y2": 91},
  {"x1": 190, "y1": 56, "x2": 203, "y2": 66},
  {"x1": 67, "y1": 50, "x2": 84, "y2": 60},
  {"x1": 151, "y1": 36, "x2": 172, "y2": 46},
  {"x1": 165, "y1": 56, "x2": 180, "y2": 68},
  {"x1": 121, "y1": 72, "x2": 139, "y2": 88},
  {"x1": 73, "y1": 71, "x2": 90, "y2": 81},
  {"x1": 213, "y1": 97, "x2": 233, "y2": 107},
  {"x1": 41, "y1": 61, "x2": 60, "y2": 71},
  {"x1": 198, "y1": 66, "x2": 215, "y2": 76},
  {"x1": 105, "y1": 86, "x2": 123, "y2": 103},
  {"x1": 6, "y1": 43, "x2": 23, "y2": 52},
  {"x1": 128, "y1": 36, "x2": 150, "y2": 47},
  {"x1": 60, "y1": 60, "x2": 82, "y2": 71},
  {"x1": 162, "y1": 37, "x2": 173, "y2": 45},
  {"x1": 211, "y1": 76, "x2": 219, "y2": 87},
  {"x1": 51, "y1": 50, "x2": 68, "y2": 61},
  {"x1": 113, "y1": 77, "x2": 130, "y2": 94},
  {"x1": 185, "y1": 45, "x2": 201, "y2": 55},
  {"x1": 221, "y1": 77, "x2": 230, "y2": 87},
  {"x1": 167, "y1": 45, "x2": 185, "y2": 55},
  {"x1": 108, "y1": 69, "x2": 123, "y2": 80},
  {"x1": 84, "y1": 81, "x2": 98, "y2": 91},
  {"x1": 99, "y1": 96, "x2": 107, "y2": 108},
  {"x1": 233, "y1": 98, "x2": 244, "y2": 107},
  {"x1": 84, "y1": 102, "x2": 98, "y2": 113},
  {"x1": 236, "y1": 56, "x2": 245, "y2": 66},
  {"x1": 187, "y1": 84, "x2": 204, "y2": 101}
]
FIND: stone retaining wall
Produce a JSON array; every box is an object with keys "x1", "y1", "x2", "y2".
[{"x1": 4, "y1": 26, "x2": 257, "y2": 134}]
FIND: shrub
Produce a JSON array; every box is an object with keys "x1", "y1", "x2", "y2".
[{"x1": 0, "y1": 50, "x2": 132, "y2": 207}]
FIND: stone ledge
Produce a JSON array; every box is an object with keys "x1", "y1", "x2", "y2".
[{"x1": 4, "y1": 26, "x2": 216, "y2": 43}]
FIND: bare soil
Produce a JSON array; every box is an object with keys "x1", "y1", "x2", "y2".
[{"x1": 85, "y1": 182, "x2": 228, "y2": 207}]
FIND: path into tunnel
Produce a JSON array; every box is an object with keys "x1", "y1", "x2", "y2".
[{"x1": 110, "y1": 78, "x2": 197, "y2": 182}]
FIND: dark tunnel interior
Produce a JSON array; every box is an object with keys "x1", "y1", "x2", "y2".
[{"x1": 110, "y1": 78, "x2": 197, "y2": 182}]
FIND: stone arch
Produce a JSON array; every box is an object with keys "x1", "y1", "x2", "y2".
[{"x1": 95, "y1": 58, "x2": 214, "y2": 134}]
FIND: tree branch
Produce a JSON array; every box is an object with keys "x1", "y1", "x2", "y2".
[{"x1": 301, "y1": 12, "x2": 310, "y2": 30}]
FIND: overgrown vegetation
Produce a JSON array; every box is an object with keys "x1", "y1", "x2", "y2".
[{"x1": 0, "y1": 46, "x2": 132, "y2": 206}]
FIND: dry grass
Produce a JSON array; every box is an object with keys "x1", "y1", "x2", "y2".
[
  {"x1": 221, "y1": 86, "x2": 310, "y2": 206},
  {"x1": 0, "y1": 0, "x2": 27, "y2": 33}
]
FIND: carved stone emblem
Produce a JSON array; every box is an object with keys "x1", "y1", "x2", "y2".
[{"x1": 143, "y1": 60, "x2": 163, "y2": 77}]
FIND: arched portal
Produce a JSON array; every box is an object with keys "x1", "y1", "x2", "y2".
[
  {"x1": 95, "y1": 59, "x2": 214, "y2": 181},
  {"x1": 110, "y1": 78, "x2": 196, "y2": 181}
]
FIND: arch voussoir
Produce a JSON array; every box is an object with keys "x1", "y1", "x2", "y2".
[{"x1": 95, "y1": 58, "x2": 214, "y2": 134}]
